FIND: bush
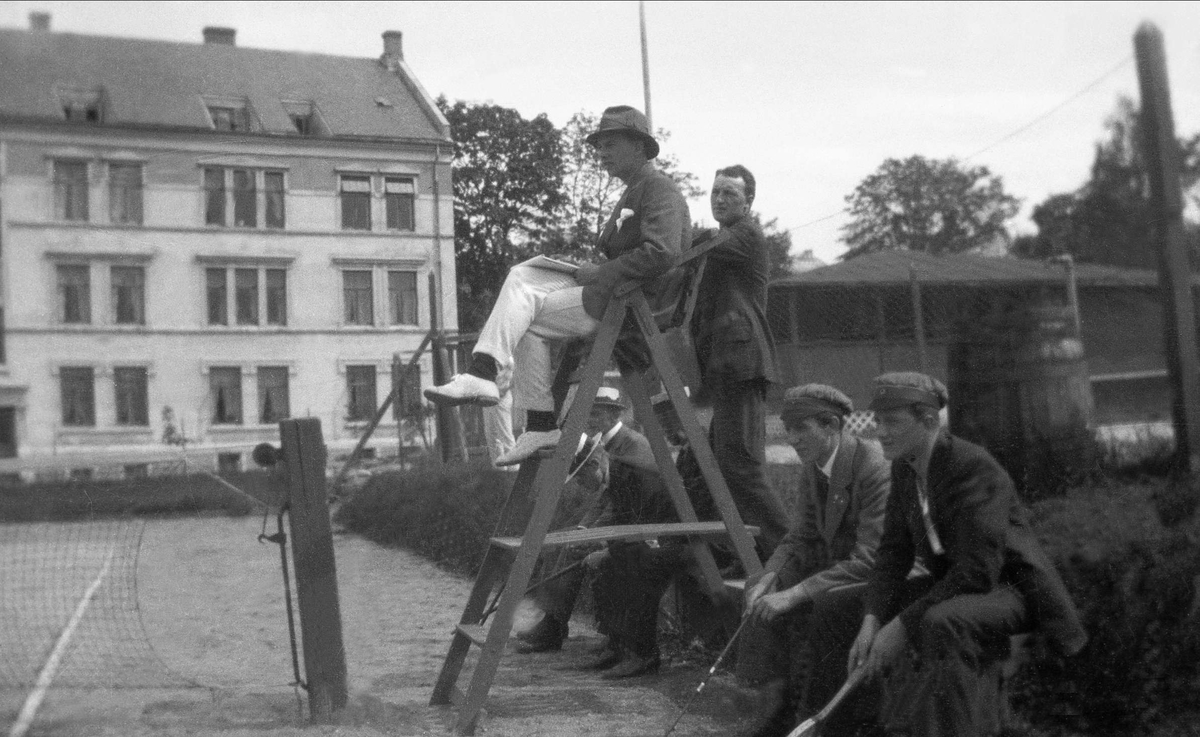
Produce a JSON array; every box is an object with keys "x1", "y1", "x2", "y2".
[{"x1": 1012, "y1": 480, "x2": 1200, "y2": 735}]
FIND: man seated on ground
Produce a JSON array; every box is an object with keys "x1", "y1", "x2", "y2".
[
  {"x1": 847, "y1": 372, "x2": 1087, "y2": 737},
  {"x1": 514, "y1": 387, "x2": 661, "y2": 654},
  {"x1": 425, "y1": 105, "x2": 691, "y2": 467},
  {"x1": 740, "y1": 384, "x2": 891, "y2": 737}
]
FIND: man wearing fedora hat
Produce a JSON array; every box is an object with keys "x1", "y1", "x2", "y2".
[
  {"x1": 515, "y1": 386, "x2": 675, "y2": 662},
  {"x1": 739, "y1": 384, "x2": 892, "y2": 737},
  {"x1": 844, "y1": 372, "x2": 1086, "y2": 737},
  {"x1": 426, "y1": 105, "x2": 690, "y2": 467}
]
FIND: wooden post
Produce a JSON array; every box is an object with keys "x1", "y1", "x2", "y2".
[
  {"x1": 428, "y1": 272, "x2": 467, "y2": 463},
  {"x1": 1056, "y1": 255, "x2": 1084, "y2": 339},
  {"x1": 875, "y1": 291, "x2": 887, "y2": 374},
  {"x1": 278, "y1": 418, "x2": 348, "y2": 722},
  {"x1": 639, "y1": 0, "x2": 652, "y2": 129},
  {"x1": 909, "y1": 265, "x2": 929, "y2": 373},
  {"x1": 1135, "y1": 23, "x2": 1200, "y2": 473},
  {"x1": 392, "y1": 352, "x2": 404, "y2": 462}
]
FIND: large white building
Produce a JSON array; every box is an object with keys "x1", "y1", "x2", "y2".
[{"x1": 0, "y1": 15, "x2": 456, "y2": 472}]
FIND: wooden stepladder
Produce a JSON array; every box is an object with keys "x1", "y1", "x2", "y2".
[{"x1": 430, "y1": 262, "x2": 762, "y2": 735}]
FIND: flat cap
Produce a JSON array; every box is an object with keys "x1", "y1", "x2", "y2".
[
  {"x1": 781, "y1": 383, "x2": 853, "y2": 427},
  {"x1": 868, "y1": 372, "x2": 948, "y2": 411}
]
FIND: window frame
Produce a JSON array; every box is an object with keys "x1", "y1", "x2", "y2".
[
  {"x1": 345, "y1": 364, "x2": 377, "y2": 422},
  {"x1": 384, "y1": 176, "x2": 416, "y2": 231},
  {"x1": 202, "y1": 167, "x2": 286, "y2": 229},
  {"x1": 257, "y1": 366, "x2": 291, "y2": 424},
  {"x1": 387, "y1": 269, "x2": 419, "y2": 326},
  {"x1": 57, "y1": 263, "x2": 92, "y2": 324},
  {"x1": 110, "y1": 265, "x2": 146, "y2": 325},
  {"x1": 107, "y1": 162, "x2": 144, "y2": 225},
  {"x1": 60, "y1": 366, "x2": 96, "y2": 427},
  {"x1": 342, "y1": 269, "x2": 375, "y2": 326},
  {"x1": 113, "y1": 365, "x2": 150, "y2": 426},
  {"x1": 339, "y1": 174, "x2": 373, "y2": 231},
  {"x1": 208, "y1": 366, "x2": 244, "y2": 426},
  {"x1": 53, "y1": 159, "x2": 90, "y2": 222}
]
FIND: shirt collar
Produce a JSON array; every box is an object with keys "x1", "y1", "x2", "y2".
[
  {"x1": 905, "y1": 431, "x2": 940, "y2": 481},
  {"x1": 819, "y1": 435, "x2": 841, "y2": 478},
  {"x1": 602, "y1": 421, "x2": 623, "y2": 447}
]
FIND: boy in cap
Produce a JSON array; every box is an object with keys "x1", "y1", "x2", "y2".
[
  {"x1": 425, "y1": 106, "x2": 690, "y2": 467},
  {"x1": 740, "y1": 384, "x2": 891, "y2": 737},
  {"x1": 847, "y1": 372, "x2": 1086, "y2": 737}
]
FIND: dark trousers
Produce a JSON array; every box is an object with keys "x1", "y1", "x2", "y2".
[
  {"x1": 592, "y1": 542, "x2": 687, "y2": 658},
  {"x1": 867, "y1": 577, "x2": 1029, "y2": 737},
  {"x1": 709, "y1": 379, "x2": 789, "y2": 559}
]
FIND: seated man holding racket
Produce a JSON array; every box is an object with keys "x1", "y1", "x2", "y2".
[{"x1": 425, "y1": 105, "x2": 691, "y2": 467}]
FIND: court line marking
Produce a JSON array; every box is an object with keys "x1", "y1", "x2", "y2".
[{"x1": 9, "y1": 547, "x2": 115, "y2": 737}]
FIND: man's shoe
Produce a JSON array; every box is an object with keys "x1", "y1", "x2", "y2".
[
  {"x1": 579, "y1": 647, "x2": 623, "y2": 671},
  {"x1": 424, "y1": 374, "x2": 500, "y2": 407},
  {"x1": 496, "y1": 429, "x2": 562, "y2": 466},
  {"x1": 600, "y1": 652, "x2": 661, "y2": 679},
  {"x1": 514, "y1": 616, "x2": 566, "y2": 653}
]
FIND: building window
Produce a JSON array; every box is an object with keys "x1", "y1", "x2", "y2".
[
  {"x1": 108, "y1": 163, "x2": 143, "y2": 225},
  {"x1": 343, "y1": 270, "x2": 374, "y2": 325},
  {"x1": 54, "y1": 160, "x2": 89, "y2": 222},
  {"x1": 235, "y1": 268, "x2": 259, "y2": 325},
  {"x1": 208, "y1": 106, "x2": 249, "y2": 132},
  {"x1": 264, "y1": 171, "x2": 285, "y2": 229},
  {"x1": 210, "y1": 367, "x2": 242, "y2": 425},
  {"x1": 111, "y1": 266, "x2": 145, "y2": 325},
  {"x1": 206, "y1": 268, "x2": 228, "y2": 325},
  {"x1": 204, "y1": 168, "x2": 226, "y2": 226},
  {"x1": 217, "y1": 453, "x2": 242, "y2": 473},
  {"x1": 290, "y1": 113, "x2": 313, "y2": 134},
  {"x1": 346, "y1": 365, "x2": 376, "y2": 422},
  {"x1": 57, "y1": 264, "x2": 91, "y2": 324},
  {"x1": 203, "y1": 168, "x2": 284, "y2": 228},
  {"x1": 258, "y1": 367, "x2": 290, "y2": 423},
  {"x1": 232, "y1": 169, "x2": 257, "y2": 227},
  {"x1": 265, "y1": 269, "x2": 287, "y2": 326},
  {"x1": 394, "y1": 363, "x2": 422, "y2": 419},
  {"x1": 60, "y1": 367, "x2": 95, "y2": 427},
  {"x1": 58, "y1": 86, "x2": 104, "y2": 123},
  {"x1": 385, "y1": 177, "x2": 416, "y2": 231},
  {"x1": 340, "y1": 175, "x2": 372, "y2": 230},
  {"x1": 114, "y1": 366, "x2": 149, "y2": 426},
  {"x1": 388, "y1": 270, "x2": 418, "y2": 325}
]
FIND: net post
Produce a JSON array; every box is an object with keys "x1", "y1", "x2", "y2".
[{"x1": 278, "y1": 418, "x2": 348, "y2": 722}]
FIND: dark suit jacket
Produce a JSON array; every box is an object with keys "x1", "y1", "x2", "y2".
[
  {"x1": 581, "y1": 424, "x2": 676, "y2": 527},
  {"x1": 764, "y1": 433, "x2": 890, "y2": 597},
  {"x1": 584, "y1": 162, "x2": 691, "y2": 324},
  {"x1": 866, "y1": 432, "x2": 1087, "y2": 656},
  {"x1": 691, "y1": 215, "x2": 777, "y2": 389}
]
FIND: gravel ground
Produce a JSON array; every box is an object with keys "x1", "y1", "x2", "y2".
[{"x1": 1, "y1": 515, "x2": 754, "y2": 737}]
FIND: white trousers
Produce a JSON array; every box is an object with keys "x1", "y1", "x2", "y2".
[{"x1": 473, "y1": 264, "x2": 600, "y2": 413}]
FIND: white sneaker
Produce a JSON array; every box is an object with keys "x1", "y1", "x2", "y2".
[
  {"x1": 496, "y1": 429, "x2": 562, "y2": 467},
  {"x1": 424, "y1": 373, "x2": 500, "y2": 407}
]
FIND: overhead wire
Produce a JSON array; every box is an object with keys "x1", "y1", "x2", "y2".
[{"x1": 786, "y1": 54, "x2": 1135, "y2": 234}]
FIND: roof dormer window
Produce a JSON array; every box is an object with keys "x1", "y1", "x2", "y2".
[
  {"x1": 203, "y1": 96, "x2": 255, "y2": 133},
  {"x1": 281, "y1": 100, "x2": 326, "y2": 136},
  {"x1": 56, "y1": 85, "x2": 105, "y2": 124}
]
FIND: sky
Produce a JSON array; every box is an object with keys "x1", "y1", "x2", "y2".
[{"x1": 3, "y1": 1, "x2": 1199, "y2": 264}]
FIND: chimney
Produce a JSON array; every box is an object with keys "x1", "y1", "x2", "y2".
[
  {"x1": 381, "y1": 30, "x2": 403, "y2": 70},
  {"x1": 29, "y1": 12, "x2": 51, "y2": 32},
  {"x1": 202, "y1": 26, "x2": 236, "y2": 46}
]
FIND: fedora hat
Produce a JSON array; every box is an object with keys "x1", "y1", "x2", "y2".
[{"x1": 585, "y1": 105, "x2": 659, "y2": 159}]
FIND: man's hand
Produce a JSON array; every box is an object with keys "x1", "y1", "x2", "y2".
[
  {"x1": 574, "y1": 262, "x2": 601, "y2": 286},
  {"x1": 847, "y1": 615, "x2": 880, "y2": 675},
  {"x1": 743, "y1": 571, "x2": 777, "y2": 610},
  {"x1": 861, "y1": 618, "x2": 907, "y2": 678},
  {"x1": 750, "y1": 586, "x2": 807, "y2": 622}
]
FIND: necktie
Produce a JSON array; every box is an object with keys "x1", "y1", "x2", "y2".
[
  {"x1": 914, "y1": 472, "x2": 945, "y2": 556},
  {"x1": 815, "y1": 467, "x2": 830, "y2": 511}
]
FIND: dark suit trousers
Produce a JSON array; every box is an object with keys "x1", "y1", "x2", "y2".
[
  {"x1": 592, "y1": 542, "x2": 687, "y2": 658},
  {"x1": 710, "y1": 379, "x2": 789, "y2": 559}
]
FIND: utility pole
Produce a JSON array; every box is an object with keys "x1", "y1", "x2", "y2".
[
  {"x1": 639, "y1": 0, "x2": 652, "y2": 129},
  {"x1": 1135, "y1": 22, "x2": 1200, "y2": 473}
]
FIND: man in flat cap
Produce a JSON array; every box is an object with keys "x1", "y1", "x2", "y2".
[
  {"x1": 740, "y1": 384, "x2": 892, "y2": 737},
  {"x1": 847, "y1": 372, "x2": 1086, "y2": 737},
  {"x1": 425, "y1": 106, "x2": 690, "y2": 467}
]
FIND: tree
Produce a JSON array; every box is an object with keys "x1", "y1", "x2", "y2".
[
  {"x1": 1012, "y1": 95, "x2": 1200, "y2": 268},
  {"x1": 436, "y1": 97, "x2": 565, "y2": 331},
  {"x1": 840, "y1": 155, "x2": 1020, "y2": 259},
  {"x1": 761, "y1": 216, "x2": 796, "y2": 278},
  {"x1": 550, "y1": 110, "x2": 703, "y2": 260}
]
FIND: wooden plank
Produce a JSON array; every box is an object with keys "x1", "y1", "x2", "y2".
[
  {"x1": 279, "y1": 418, "x2": 347, "y2": 723},
  {"x1": 1135, "y1": 23, "x2": 1200, "y2": 473},
  {"x1": 456, "y1": 624, "x2": 488, "y2": 647},
  {"x1": 489, "y1": 521, "x2": 761, "y2": 550},
  {"x1": 628, "y1": 292, "x2": 763, "y2": 577}
]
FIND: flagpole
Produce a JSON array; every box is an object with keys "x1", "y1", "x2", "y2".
[{"x1": 639, "y1": 0, "x2": 652, "y2": 129}]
